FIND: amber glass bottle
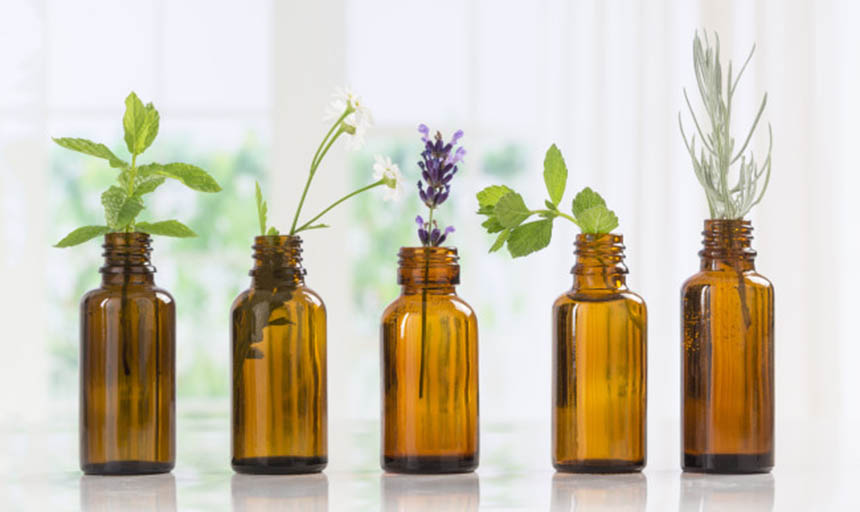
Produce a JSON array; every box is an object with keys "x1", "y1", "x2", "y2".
[
  {"x1": 231, "y1": 235, "x2": 327, "y2": 474},
  {"x1": 80, "y1": 233, "x2": 175, "y2": 475},
  {"x1": 552, "y1": 233, "x2": 647, "y2": 473},
  {"x1": 682, "y1": 219, "x2": 774, "y2": 473},
  {"x1": 380, "y1": 247, "x2": 479, "y2": 473}
]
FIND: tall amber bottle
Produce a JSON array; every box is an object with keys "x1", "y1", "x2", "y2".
[
  {"x1": 80, "y1": 233, "x2": 175, "y2": 475},
  {"x1": 380, "y1": 247, "x2": 479, "y2": 473},
  {"x1": 682, "y1": 219, "x2": 774, "y2": 473},
  {"x1": 231, "y1": 235, "x2": 327, "y2": 474},
  {"x1": 553, "y1": 233, "x2": 647, "y2": 473}
]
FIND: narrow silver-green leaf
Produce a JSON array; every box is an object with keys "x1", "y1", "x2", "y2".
[
  {"x1": 136, "y1": 220, "x2": 197, "y2": 238},
  {"x1": 52, "y1": 137, "x2": 127, "y2": 168},
  {"x1": 493, "y1": 191, "x2": 532, "y2": 228},
  {"x1": 255, "y1": 181, "x2": 267, "y2": 236},
  {"x1": 54, "y1": 226, "x2": 111, "y2": 248},
  {"x1": 507, "y1": 219, "x2": 553, "y2": 258},
  {"x1": 543, "y1": 144, "x2": 567, "y2": 206}
]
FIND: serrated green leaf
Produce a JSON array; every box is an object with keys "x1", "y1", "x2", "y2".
[
  {"x1": 101, "y1": 186, "x2": 127, "y2": 229},
  {"x1": 493, "y1": 192, "x2": 532, "y2": 228},
  {"x1": 141, "y1": 103, "x2": 160, "y2": 152},
  {"x1": 255, "y1": 181, "x2": 267, "y2": 236},
  {"x1": 140, "y1": 162, "x2": 221, "y2": 192},
  {"x1": 117, "y1": 197, "x2": 144, "y2": 227},
  {"x1": 132, "y1": 174, "x2": 166, "y2": 197},
  {"x1": 543, "y1": 144, "x2": 567, "y2": 206},
  {"x1": 52, "y1": 137, "x2": 127, "y2": 168},
  {"x1": 481, "y1": 216, "x2": 505, "y2": 234},
  {"x1": 578, "y1": 205, "x2": 619, "y2": 234},
  {"x1": 136, "y1": 220, "x2": 197, "y2": 238},
  {"x1": 489, "y1": 228, "x2": 510, "y2": 252},
  {"x1": 123, "y1": 92, "x2": 146, "y2": 155},
  {"x1": 477, "y1": 185, "x2": 513, "y2": 210},
  {"x1": 572, "y1": 187, "x2": 606, "y2": 219},
  {"x1": 54, "y1": 225, "x2": 111, "y2": 248},
  {"x1": 507, "y1": 219, "x2": 553, "y2": 258},
  {"x1": 266, "y1": 226, "x2": 280, "y2": 236}
]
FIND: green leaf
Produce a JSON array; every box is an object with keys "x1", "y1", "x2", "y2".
[
  {"x1": 578, "y1": 205, "x2": 619, "y2": 234},
  {"x1": 132, "y1": 174, "x2": 166, "y2": 197},
  {"x1": 255, "y1": 181, "x2": 267, "y2": 236},
  {"x1": 54, "y1": 225, "x2": 111, "y2": 248},
  {"x1": 489, "y1": 228, "x2": 510, "y2": 252},
  {"x1": 117, "y1": 197, "x2": 144, "y2": 227},
  {"x1": 543, "y1": 144, "x2": 567, "y2": 206},
  {"x1": 101, "y1": 186, "x2": 127, "y2": 229},
  {"x1": 572, "y1": 187, "x2": 606, "y2": 219},
  {"x1": 52, "y1": 137, "x2": 127, "y2": 168},
  {"x1": 544, "y1": 199, "x2": 557, "y2": 211},
  {"x1": 507, "y1": 219, "x2": 553, "y2": 258},
  {"x1": 303, "y1": 224, "x2": 330, "y2": 231},
  {"x1": 266, "y1": 226, "x2": 280, "y2": 236},
  {"x1": 140, "y1": 162, "x2": 221, "y2": 192},
  {"x1": 493, "y1": 191, "x2": 532, "y2": 228},
  {"x1": 136, "y1": 220, "x2": 197, "y2": 238},
  {"x1": 122, "y1": 92, "x2": 160, "y2": 155},
  {"x1": 476, "y1": 185, "x2": 514, "y2": 213},
  {"x1": 481, "y1": 216, "x2": 505, "y2": 234}
]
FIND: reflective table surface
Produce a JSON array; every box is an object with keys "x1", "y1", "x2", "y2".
[{"x1": 1, "y1": 409, "x2": 857, "y2": 510}]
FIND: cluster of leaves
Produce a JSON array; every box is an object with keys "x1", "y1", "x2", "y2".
[
  {"x1": 476, "y1": 144, "x2": 619, "y2": 258},
  {"x1": 54, "y1": 92, "x2": 221, "y2": 247}
]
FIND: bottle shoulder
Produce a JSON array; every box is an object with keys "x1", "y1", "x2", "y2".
[
  {"x1": 682, "y1": 268, "x2": 773, "y2": 292},
  {"x1": 382, "y1": 292, "x2": 476, "y2": 321},
  {"x1": 554, "y1": 287, "x2": 646, "y2": 308},
  {"x1": 82, "y1": 283, "x2": 173, "y2": 306},
  {"x1": 231, "y1": 284, "x2": 326, "y2": 312}
]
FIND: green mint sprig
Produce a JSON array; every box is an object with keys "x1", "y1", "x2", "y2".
[
  {"x1": 54, "y1": 91, "x2": 221, "y2": 247},
  {"x1": 476, "y1": 144, "x2": 618, "y2": 258}
]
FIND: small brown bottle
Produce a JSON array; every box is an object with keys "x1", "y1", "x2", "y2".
[
  {"x1": 380, "y1": 247, "x2": 479, "y2": 473},
  {"x1": 231, "y1": 235, "x2": 327, "y2": 474},
  {"x1": 553, "y1": 233, "x2": 647, "y2": 473},
  {"x1": 80, "y1": 233, "x2": 175, "y2": 475},
  {"x1": 682, "y1": 219, "x2": 774, "y2": 473}
]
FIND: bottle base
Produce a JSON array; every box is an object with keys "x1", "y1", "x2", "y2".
[
  {"x1": 382, "y1": 454, "x2": 478, "y2": 474},
  {"x1": 553, "y1": 459, "x2": 644, "y2": 474},
  {"x1": 232, "y1": 456, "x2": 327, "y2": 475},
  {"x1": 683, "y1": 452, "x2": 773, "y2": 474},
  {"x1": 81, "y1": 460, "x2": 174, "y2": 475}
]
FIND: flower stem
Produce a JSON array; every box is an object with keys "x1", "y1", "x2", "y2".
[
  {"x1": 418, "y1": 206, "x2": 434, "y2": 398},
  {"x1": 289, "y1": 110, "x2": 351, "y2": 235},
  {"x1": 294, "y1": 180, "x2": 384, "y2": 234},
  {"x1": 533, "y1": 209, "x2": 581, "y2": 227}
]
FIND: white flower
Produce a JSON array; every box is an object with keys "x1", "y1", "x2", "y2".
[
  {"x1": 373, "y1": 155, "x2": 404, "y2": 202},
  {"x1": 325, "y1": 86, "x2": 373, "y2": 150}
]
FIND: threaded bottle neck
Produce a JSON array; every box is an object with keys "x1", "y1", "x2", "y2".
[
  {"x1": 398, "y1": 246, "x2": 460, "y2": 294},
  {"x1": 250, "y1": 235, "x2": 306, "y2": 287},
  {"x1": 699, "y1": 219, "x2": 756, "y2": 271},
  {"x1": 572, "y1": 233, "x2": 628, "y2": 290},
  {"x1": 100, "y1": 233, "x2": 155, "y2": 285}
]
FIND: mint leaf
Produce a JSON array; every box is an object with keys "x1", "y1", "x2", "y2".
[
  {"x1": 493, "y1": 191, "x2": 531, "y2": 228},
  {"x1": 141, "y1": 162, "x2": 221, "y2": 192},
  {"x1": 52, "y1": 138, "x2": 127, "y2": 168},
  {"x1": 255, "y1": 181, "x2": 267, "y2": 236},
  {"x1": 101, "y1": 186, "x2": 127, "y2": 229},
  {"x1": 481, "y1": 216, "x2": 505, "y2": 234},
  {"x1": 578, "y1": 205, "x2": 619, "y2": 234},
  {"x1": 132, "y1": 174, "x2": 166, "y2": 197},
  {"x1": 136, "y1": 220, "x2": 197, "y2": 238},
  {"x1": 122, "y1": 92, "x2": 160, "y2": 155},
  {"x1": 54, "y1": 225, "x2": 111, "y2": 248},
  {"x1": 489, "y1": 228, "x2": 510, "y2": 252},
  {"x1": 141, "y1": 103, "x2": 160, "y2": 153},
  {"x1": 507, "y1": 219, "x2": 553, "y2": 258},
  {"x1": 117, "y1": 197, "x2": 144, "y2": 227},
  {"x1": 572, "y1": 187, "x2": 606, "y2": 219},
  {"x1": 266, "y1": 226, "x2": 280, "y2": 236},
  {"x1": 476, "y1": 185, "x2": 513, "y2": 214},
  {"x1": 543, "y1": 144, "x2": 567, "y2": 206}
]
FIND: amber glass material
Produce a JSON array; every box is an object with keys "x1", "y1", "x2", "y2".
[
  {"x1": 231, "y1": 236, "x2": 327, "y2": 474},
  {"x1": 380, "y1": 247, "x2": 479, "y2": 473},
  {"x1": 552, "y1": 234, "x2": 647, "y2": 473},
  {"x1": 80, "y1": 233, "x2": 175, "y2": 475},
  {"x1": 682, "y1": 219, "x2": 774, "y2": 474}
]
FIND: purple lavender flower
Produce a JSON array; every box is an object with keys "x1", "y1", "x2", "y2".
[{"x1": 414, "y1": 125, "x2": 464, "y2": 246}]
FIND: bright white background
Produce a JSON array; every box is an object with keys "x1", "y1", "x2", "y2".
[{"x1": 1, "y1": 0, "x2": 859, "y2": 510}]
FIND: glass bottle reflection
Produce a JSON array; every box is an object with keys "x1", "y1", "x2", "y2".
[
  {"x1": 80, "y1": 474, "x2": 176, "y2": 512},
  {"x1": 232, "y1": 473, "x2": 329, "y2": 512},
  {"x1": 382, "y1": 473, "x2": 479, "y2": 512},
  {"x1": 679, "y1": 473, "x2": 774, "y2": 512},
  {"x1": 80, "y1": 233, "x2": 175, "y2": 475},
  {"x1": 231, "y1": 236, "x2": 327, "y2": 474},
  {"x1": 380, "y1": 247, "x2": 479, "y2": 473},
  {"x1": 682, "y1": 220, "x2": 774, "y2": 473},
  {"x1": 551, "y1": 473, "x2": 646, "y2": 512}
]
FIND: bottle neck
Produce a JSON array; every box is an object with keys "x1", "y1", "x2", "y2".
[
  {"x1": 100, "y1": 232, "x2": 155, "y2": 286},
  {"x1": 250, "y1": 235, "x2": 306, "y2": 288},
  {"x1": 571, "y1": 233, "x2": 628, "y2": 290},
  {"x1": 699, "y1": 219, "x2": 756, "y2": 271},
  {"x1": 398, "y1": 246, "x2": 460, "y2": 295}
]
